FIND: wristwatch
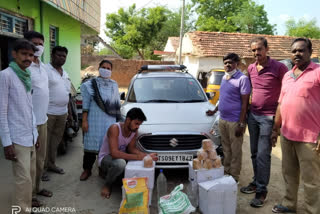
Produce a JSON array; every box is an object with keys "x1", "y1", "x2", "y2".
[{"x1": 239, "y1": 122, "x2": 245, "y2": 128}]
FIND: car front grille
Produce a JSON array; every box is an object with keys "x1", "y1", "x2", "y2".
[{"x1": 138, "y1": 134, "x2": 207, "y2": 151}]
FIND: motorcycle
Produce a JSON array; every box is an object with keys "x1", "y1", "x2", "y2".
[{"x1": 57, "y1": 83, "x2": 80, "y2": 155}]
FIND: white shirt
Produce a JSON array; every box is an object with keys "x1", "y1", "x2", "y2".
[
  {"x1": 0, "y1": 67, "x2": 38, "y2": 147},
  {"x1": 46, "y1": 63, "x2": 71, "y2": 115},
  {"x1": 29, "y1": 60, "x2": 49, "y2": 125}
]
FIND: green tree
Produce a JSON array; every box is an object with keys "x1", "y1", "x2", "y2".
[
  {"x1": 285, "y1": 18, "x2": 320, "y2": 39},
  {"x1": 105, "y1": 4, "x2": 167, "y2": 59},
  {"x1": 191, "y1": 0, "x2": 275, "y2": 34},
  {"x1": 146, "y1": 8, "x2": 195, "y2": 60},
  {"x1": 96, "y1": 48, "x2": 113, "y2": 56},
  {"x1": 105, "y1": 4, "x2": 195, "y2": 59}
]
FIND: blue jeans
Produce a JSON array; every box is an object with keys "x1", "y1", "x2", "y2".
[{"x1": 247, "y1": 112, "x2": 274, "y2": 193}]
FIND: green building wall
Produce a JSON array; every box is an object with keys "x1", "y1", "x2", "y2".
[
  {"x1": 0, "y1": 0, "x2": 90, "y2": 89},
  {"x1": 41, "y1": 3, "x2": 81, "y2": 88},
  {"x1": 0, "y1": 0, "x2": 41, "y2": 31}
]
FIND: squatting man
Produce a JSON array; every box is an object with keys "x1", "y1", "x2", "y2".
[{"x1": 98, "y1": 107, "x2": 158, "y2": 198}]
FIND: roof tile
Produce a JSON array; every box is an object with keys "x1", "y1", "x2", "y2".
[{"x1": 185, "y1": 31, "x2": 320, "y2": 59}]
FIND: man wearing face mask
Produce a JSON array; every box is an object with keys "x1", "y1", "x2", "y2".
[
  {"x1": 45, "y1": 46, "x2": 70, "y2": 176},
  {"x1": 79, "y1": 60, "x2": 121, "y2": 181},
  {"x1": 206, "y1": 53, "x2": 251, "y2": 183},
  {"x1": 24, "y1": 31, "x2": 53, "y2": 202}
]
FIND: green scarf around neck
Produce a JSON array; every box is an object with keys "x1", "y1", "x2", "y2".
[{"x1": 9, "y1": 61, "x2": 32, "y2": 92}]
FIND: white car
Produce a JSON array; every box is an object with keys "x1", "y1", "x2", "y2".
[{"x1": 120, "y1": 65, "x2": 220, "y2": 168}]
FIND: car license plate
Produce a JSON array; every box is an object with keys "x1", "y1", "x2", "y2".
[{"x1": 157, "y1": 154, "x2": 193, "y2": 163}]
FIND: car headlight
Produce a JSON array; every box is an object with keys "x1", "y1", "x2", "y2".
[
  {"x1": 210, "y1": 112, "x2": 220, "y2": 136},
  {"x1": 210, "y1": 123, "x2": 219, "y2": 136}
]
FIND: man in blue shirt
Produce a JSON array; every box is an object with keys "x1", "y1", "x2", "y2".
[{"x1": 207, "y1": 53, "x2": 251, "y2": 183}]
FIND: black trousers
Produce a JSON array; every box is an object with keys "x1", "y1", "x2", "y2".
[{"x1": 82, "y1": 151, "x2": 97, "y2": 170}]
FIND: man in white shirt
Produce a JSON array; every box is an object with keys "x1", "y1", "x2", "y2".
[
  {"x1": 0, "y1": 39, "x2": 39, "y2": 213},
  {"x1": 45, "y1": 46, "x2": 70, "y2": 175},
  {"x1": 24, "y1": 31, "x2": 53, "y2": 199}
]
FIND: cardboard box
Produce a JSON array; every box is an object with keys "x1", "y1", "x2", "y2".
[
  {"x1": 199, "y1": 176, "x2": 237, "y2": 214},
  {"x1": 125, "y1": 161, "x2": 155, "y2": 189},
  {"x1": 122, "y1": 186, "x2": 153, "y2": 206},
  {"x1": 188, "y1": 161, "x2": 224, "y2": 183}
]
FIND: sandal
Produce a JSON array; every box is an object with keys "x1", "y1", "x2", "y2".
[
  {"x1": 41, "y1": 172, "x2": 50, "y2": 181},
  {"x1": 48, "y1": 166, "x2": 65, "y2": 174},
  {"x1": 32, "y1": 198, "x2": 43, "y2": 207},
  {"x1": 272, "y1": 204, "x2": 296, "y2": 213},
  {"x1": 37, "y1": 189, "x2": 53, "y2": 197},
  {"x1": 240, "y1": 182, "x2": 256, "y2": 194}
]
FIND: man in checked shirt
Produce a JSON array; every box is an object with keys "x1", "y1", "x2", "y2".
[{"x1": 0, "y1": 39, "x2": 39, "y2": 214}]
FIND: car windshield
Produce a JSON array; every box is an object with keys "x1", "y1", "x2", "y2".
[
  {"x1": 127, "y1": 77, "x2": 207, "y2": 103},
  {"x1": 208, "y1": 71, "x2": 225, "y2": 85}
]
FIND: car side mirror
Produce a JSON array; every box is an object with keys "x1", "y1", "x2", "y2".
[
  {"x1": 206, "y1": 92, "x2": 211, "y2": 99},
  {"x1": 120, "y1": 92, "x2": 125, "y2": 100}
]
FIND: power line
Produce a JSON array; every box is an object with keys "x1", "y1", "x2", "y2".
[{"x1": 137, "y1": 0, "x2": 156, "y2": 11}]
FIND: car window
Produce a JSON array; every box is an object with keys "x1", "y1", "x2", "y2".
[
  {"x1": 127, "y1": 77, "x2": 206, "y2": 103},
  {"x1": 208, "y1": 71, "x2": 225, "y2": 85}
]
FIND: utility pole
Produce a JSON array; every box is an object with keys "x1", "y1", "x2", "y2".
[{"x1": 178, "y1": 0, "x2": 185, "y2": 64}]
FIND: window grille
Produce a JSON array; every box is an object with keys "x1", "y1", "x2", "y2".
[
  {"x1": 0, "y1": 12, "x2": 27, "y2": 36},
  {"x1": 49, "y1": 26, "x2": 58, "y2": 54}
]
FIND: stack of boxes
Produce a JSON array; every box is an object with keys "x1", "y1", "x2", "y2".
[
  {"x1": 188, "y1": 139, "x2": 238, "y2": 214},
  {"x1": 123, "y1": 160, "x2": 155, "y2": 206}
]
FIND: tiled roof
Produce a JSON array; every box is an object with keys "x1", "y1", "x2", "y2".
[
  {"x1": 186, "y1": 31, "x2": 320, "y2": 59},
  {"x1": 153, "y1": 50, "x2": 175, "y2": 55},
  {"x1": 169, "y1": 37, "x2": 180, "y2": 51}
]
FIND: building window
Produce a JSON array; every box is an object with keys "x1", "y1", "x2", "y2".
[
  {"x1": 49, "y1": 26, "x2": 58, "y2": 54},
  {"x1": 0, "y1": 11, "x2": 28, "y2": 36}
]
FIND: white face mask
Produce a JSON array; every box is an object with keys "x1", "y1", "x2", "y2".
[
  {"x1": 34, "y1": 45, "x2": 44, "y2": 57},
  {"x1": 225, "y1": 69, "x2": 237, "y2": 76},
  {"x1": 99, "y1": 68, "x2": 112, "y2": 78}
]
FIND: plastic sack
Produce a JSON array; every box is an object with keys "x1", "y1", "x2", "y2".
[
  {"x1": 202, "y1": 139, "x2": 214, "y2": 151},
  {"x1": 207, "y1": 149, "x2": 217, "y2": 160},
  {"x1": 143, "y1": 155, "x2": 153, "y2": 168},
  {"x1": 213, "y1": 156, "x2": 222, "y2": 168},
  {"x1": 192, "y1": 158, "x2": 202, "y2": 170},
  {"x1": 197, "y1": 149, "x2": 208, "y2": 161},
  {"x1": 119, "y1": 177, "x2": 149, "y2": 214},
  {"x1": 159, "y1": 184, "x2": 195, "y2": 214},
  {"x1": 203, "y1": 159, "x2": 214, "y2": 169}
]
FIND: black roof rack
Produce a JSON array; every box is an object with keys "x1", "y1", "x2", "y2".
[{"x1": 138, "y1": 65, "x2": 187, "y2": 73}]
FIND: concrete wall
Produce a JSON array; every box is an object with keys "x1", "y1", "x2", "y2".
[
  {"x1": 164, "y1": 40, "x2": 175, "y2": 52},
  {"x1": 181, "y1": 55, "x2": 255, "y2": 78},
  {"x1": 81, "y1": 55, "x2": 175, "y2": 87},
  {"x1": 199, "y1": 57, "x2": 224, "y2": 72},
  {"x1": 182, "y1": 55, "x2": 199, "y2": 77}
]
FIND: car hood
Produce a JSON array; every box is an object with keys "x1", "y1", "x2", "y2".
[{"x1": 121, "y1": 102, "x2": 216, "y2": 125}]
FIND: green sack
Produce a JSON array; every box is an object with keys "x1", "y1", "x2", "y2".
[{"x1": 159, "y1": 184, "x2": 195, "y2": 214}]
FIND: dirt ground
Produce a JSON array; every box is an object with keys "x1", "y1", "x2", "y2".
[{"x1": 0, "y1": 130, "x2": 305, "y2": 214}]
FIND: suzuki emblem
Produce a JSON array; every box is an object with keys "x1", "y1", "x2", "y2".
[{"x1": 169, "y1": 138, "x2": 178, "y2": 147}]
